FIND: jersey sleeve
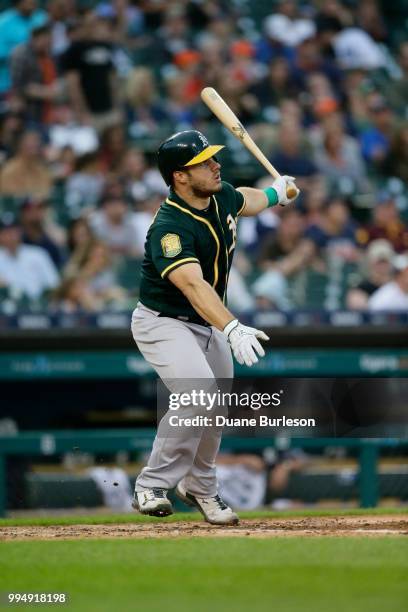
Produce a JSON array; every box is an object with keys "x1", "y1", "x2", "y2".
[
  {"x1": 150, "y1": 224, "x2": 200, "y2": 279},
  {"x1": 221, "y1": 181, "x2": 246, "y2": 217}
]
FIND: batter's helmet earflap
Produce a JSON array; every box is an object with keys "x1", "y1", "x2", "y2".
[{"x1": 157, "y1": 130, "x2": 224, "y2": 186}]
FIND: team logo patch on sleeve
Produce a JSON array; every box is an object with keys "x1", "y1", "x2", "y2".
[{"x1": 161, "y1": 233, "x2": 182, "y2": 258}]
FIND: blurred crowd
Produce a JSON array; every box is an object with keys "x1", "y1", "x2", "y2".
[{"x1": 0, "y1": 0, "x2": 407, "y2": 314}]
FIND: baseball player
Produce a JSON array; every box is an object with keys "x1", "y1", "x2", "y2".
[{"x1": 131, "y1": 130, "x2": 299, "y2": 524}]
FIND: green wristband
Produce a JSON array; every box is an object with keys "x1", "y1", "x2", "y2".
[{"x1": 263, "y1": 187, "x2": 279, "y2": 208}]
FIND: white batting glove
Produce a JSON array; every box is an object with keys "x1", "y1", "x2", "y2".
[
  {"x1": 271, "y1": 175, "x2": 300, "y2": 206},
  {"x1": 223, "y1": 319, "x2": 270, "y2": 367}
]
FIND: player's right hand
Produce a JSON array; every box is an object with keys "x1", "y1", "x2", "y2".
[
  {"x1": 223, "y1": 319, "x2": 269, "y2": 367},
  {"x1": 271, "y1": 175, "x2": 299, "y2": 206}
]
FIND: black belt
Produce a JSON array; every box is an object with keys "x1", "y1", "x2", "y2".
[{"x1": 158, "y1": 312, "x2": 210, "y2": 327}]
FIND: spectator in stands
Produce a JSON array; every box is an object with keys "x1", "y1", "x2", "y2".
[
  {"x1": 214, "y1": 64, "x2": 261, "y2": 128},
  {"x1": 359, "y1": 94, "x2": 395, "y2": 167},
  {"x1": 305, "y1": 72, "x2": 339, "y2": 124},
  {"x1": 255, "y1": 10, "x2": 296, "y2": 65},
  {"x1": 356, "y1": 0, "x2": 388, "y2": 44},
  {"x1": 252, "y1": 208, "x2": 306, "y2": 310},
  {"x1": 19, "y1": 197, "x2": 65, "y2": 269},
  {"x1": 0, "y1": 0, "x2": 47, "y2": 97},
  {"x1": 0, "y1": 110, "x2": 24, "y2": 163},
  {"x1": 95, "y1": 0, "x2": 144, "y2": 45},
  {"x1": 100, "y1": 176, "x2": 126, "y2": 202},
  {"x1": 172, "y1": 48, "x2": 203, "y2": 104},
  {"x1": 70, "y1": 240, "x2": 127, "y2": 305},
  {"x1": 65, "y1": 152, "x2": 105, "y2": 216},
  {"x1": 368, "y1": 254, "x2": 408, "y2": 311},
  {"x1": 263, "y1": 1, "x2": 315, "y2": 49},
  {"x1": 386, "y1": 41, "x2": 408, "y2": 117},
  {"x1": 227, "y1": 39, "x2": 265, "y2": 89},
  {"x1": 360, "y1": 192, "x2": 408, "y2": 253},
  {"x1": 312, "y1": 115, "x2": 369, "y2": 192},
  {"x1": 249, "y1": 57, "x2": 297, "y2": 113},
  {"x1": 137, "y1": 0, "x2": 167, "y2": 31},
  {"x1": 48, "y1": 103, "x2": 99, "y2": 157},
  {"x1": 61, "y1": 13, "x2": 122, "y2": 132},
  {"x1": 303, "y1": 198, "x2": 361, "y2": 263},
  {"x1": 154, "y1": 4, "x2": 194, "y2": 66},
  {"x1": 130, "y1": 187, "x2": 163, "y2": 255},
  {"x1": 279, "y1": 98, "x2": 303, "y2": 125},
  {"x1": 98, "y1": 122, "x2": 127, "y2": 172},
  {"x1": 340, "y1": 65, "x2": 367, "y2": 121},
  {"x1": 300, "y1": 175, "x2": 328, "y2": 224},
  {"x1": 0, "y1": 130, "x2": 52, "y2": 199},
  {"x1": 290, "y1": 37, "x2": 342, "y2": 94},
  {"x1": 55, "y1": 239, "x2": 128, "y2": 311},
  {"x1": 0, "y1": 211, "x2": 59, "y2": 300},
  {"x1": 270, "y1": 121, "x2": 318, "y2": 194},
  {"x1": 257, "y1": 208, "x2": 306, "y2": 272},
  {"x1": 196, "y1": 35, "x2": 225, "y2": 88},
  {"x1": 52, "y1": 275, "x2": 106, "y2": 313},
  {"x1": 11, "y1": 22, "x2": 60, "y2": 126},
  {"x1": 48, "y1": 144, "x2": 76, "y2": 182},
  {"x1": 381, "y1": 124, "x2": 408, "y2": 183},
  {"x1": 162, "y1": 69, "x2": 196, "y2": 130},
  {"x1": 63, "y1": 217, "x2": 95, "y2": 279},
  {"x1": 55, "y1": 240, "x2": 128, "y2": 310},
  {"x1": 314, "y1": 0, "x2": 353, "y2": 30},
  {"x1": 226, "y1": 259, "x2": 255, "y2": 315},
  {"x1": 67, "y1": 217, "x2": 94, "y2": 256},
  {"x1": 89, "y1": 195, "x2": 140, "y2": 256},
  {"x1": 125, "y1": 67, "x2": 170, "y2": 137},
  {"x1": 47, "y1": 0, "x2": 78, "y2": 59},
  {"x1": 346, "y1": 239, "x2": 395, "y2": 310},
  {"x1": 217, "y1": 448, "x2": 308, "y2": 510},
  {"x1": 316, "y1": 10, "x2": 388, "y2": 71},
  {"x1": 120, "y1": 147, "x2": 166, "y2": 202}
]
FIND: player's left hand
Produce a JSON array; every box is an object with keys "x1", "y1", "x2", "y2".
[
  {"x1": 271, "y1": 175, "x2": 300, "y2": 206},
  {"x1": 223, "y1": 319, "x2": 270, "y2": 367}
]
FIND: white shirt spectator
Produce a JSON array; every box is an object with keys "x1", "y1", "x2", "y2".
[
  {"x1": 130, "y1": 211, "x2": 153, "y2": 254},
  {"x1": 50, "y1": 123, "x2": 99, "y2": 156},
  {"x1": 368, "y1": 281, "x2": 408, "y2": 311},
  {"x1": 66, "y1": 171, "x2": 105, "y2": 213},
  {"x1": 333, "y1": 28, "x2": 387, "y2": 70},
  {"x1": 227, "y1": 265, "x2": 255, "y2": 314},
  {"x1": 264, "y1": 14, "x2": 315, "y2": 47},
  {"x1": 0, "y1": 244, "x2": 59, "y2": 299},
  {"x1": 90, "y1": 211, "x2": 140, "y2": 256}
]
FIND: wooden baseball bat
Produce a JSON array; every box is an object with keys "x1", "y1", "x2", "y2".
[{"x1": 201, "y1": 87, "x2": 298, "y2": 199}]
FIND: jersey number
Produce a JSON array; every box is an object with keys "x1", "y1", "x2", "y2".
[{"x1": 227, "y1": 214, "x2": 237, "y2": 254}]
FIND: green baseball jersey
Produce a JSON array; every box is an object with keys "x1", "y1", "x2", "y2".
[{"x1": 139, "y1": 181, "x2": 246, "y2": 320}]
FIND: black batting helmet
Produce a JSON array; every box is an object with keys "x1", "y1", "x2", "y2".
[{"x1": 157, "y1": 130, "x2": 224, "y2": 186}]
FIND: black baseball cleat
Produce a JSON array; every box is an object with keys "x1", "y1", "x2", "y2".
[
  {"x1": 133, "y1": 488, "x2": 173, "y2": 517},
  {"x1": 176, "y1": 482, "x2": 239, "y2": 525}
]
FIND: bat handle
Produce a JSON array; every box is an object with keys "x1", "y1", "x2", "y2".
[{"x1": 286, "y1": 185, "x2": 298, "y2": 199}]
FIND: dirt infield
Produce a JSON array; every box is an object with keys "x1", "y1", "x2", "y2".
[{"x1": 1, "y1": 515, "x2": 407, "y2": 540}]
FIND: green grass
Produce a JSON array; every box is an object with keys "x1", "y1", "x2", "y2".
[
  {"x1": 1, "y1": 505, "x2": 406, "y2": 527},
  {"x1": 0, "y1": 538, "x2": 407, "y2": 612}
]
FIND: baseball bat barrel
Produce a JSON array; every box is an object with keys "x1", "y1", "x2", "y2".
[{"x1": 201, "y1": 87, "x2": 298, "y2": 199}]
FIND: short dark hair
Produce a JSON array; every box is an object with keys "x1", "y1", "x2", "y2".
[
  {"x1": 99, "y1": 195, "x2": 128, "y2": 208},
  {"x1": 31, "y1": 22, "x2": 51, "y2": 38}
]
